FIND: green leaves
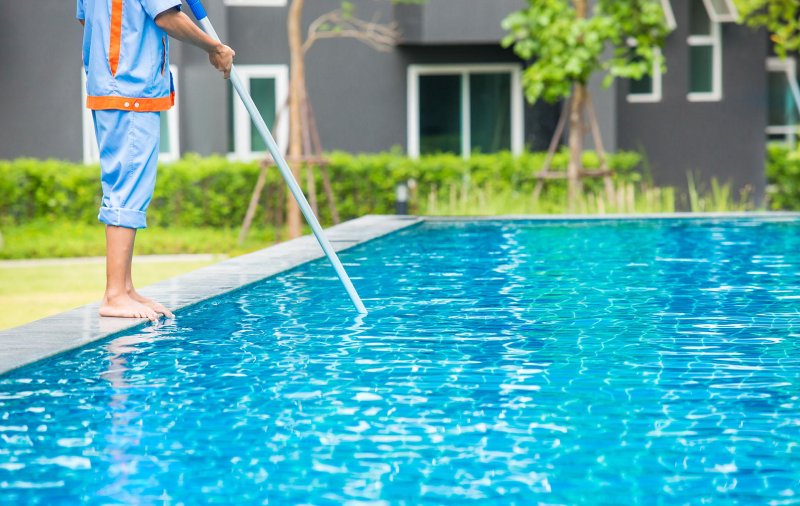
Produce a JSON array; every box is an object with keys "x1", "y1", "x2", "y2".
[
  {"x1": 733, "y1": 0, "x2": 800, "y2": 58},
  {"x1": 0, "y1": 151, "x2": 644, "y2": 228},
  {"x1": 502, "y1": 0, "x2": 670, "y2": 104},
  {"x1": 340, "y1": 1, "x2": 353, "y2": 21}
]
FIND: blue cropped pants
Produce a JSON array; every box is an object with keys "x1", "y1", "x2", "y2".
[{"x1": 92, "y1": 109, "x2": 160, "y2": 229}]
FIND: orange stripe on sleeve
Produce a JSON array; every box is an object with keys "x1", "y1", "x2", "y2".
[{"x1": 109, "y1": 0, "x2": 124, "y2": 76}]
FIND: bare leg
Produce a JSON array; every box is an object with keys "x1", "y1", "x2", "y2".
[
  {"x1": 99, "y1": 226, "x2": 159, "y2": 322},
  {"x1": 118, "y1": 227, "x2": 175, "y2": 318},
  {"x1": 120, "y1": 227, "x2": 174, "y2": 318}
]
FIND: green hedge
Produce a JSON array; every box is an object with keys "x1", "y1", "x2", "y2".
[
  {"x1": 766, "y1": 144, "x2": 800, "y2": 210},
  {"x1": 0, "y1": 151, "x2": 643, "y2": 228}
]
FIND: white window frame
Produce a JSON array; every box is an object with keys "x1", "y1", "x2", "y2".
[
  {"x1": 407, "y1": 64, "x2": 524, "y2": 159},
  {"x1": 81, "y1": 65, "x2": 180, "y2": 164},
  {"x1": 687, "y1": 3, "x2": 723, "y2": 102},
  {"x1": 702, "y1": 0, "x2": 739, "y2": 23},
  {"x1": 229, "y1": 65, "x2": 289, "y2": 161},
  {"x1": 660, "y1": 0, "x2": 677, "y2": 31},
  {"x1": 223, "y1": 0, "x2": 287, "y2": 6},
  {"x1": 766, "y1": 57, "x2": 800, "y2": 143},
  {"x1": 627, "y1": 48, "x2": 663, "y2": 103}
]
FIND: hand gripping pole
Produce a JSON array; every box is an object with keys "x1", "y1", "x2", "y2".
[{"x1": 186, "y1": 0, "x2": 368, "y2": 314}]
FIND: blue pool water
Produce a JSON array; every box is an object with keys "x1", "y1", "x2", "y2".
[{"x1": 2, "y1": 218, "x2": 800, "y2": 504}]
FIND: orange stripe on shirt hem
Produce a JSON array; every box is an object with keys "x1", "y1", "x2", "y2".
[
  {"x1": 109, "y1": 0, "x2": 124, "y2": 76},
  {"x1": 86, "y1": 93, "x2": 175, "y2": 112}
]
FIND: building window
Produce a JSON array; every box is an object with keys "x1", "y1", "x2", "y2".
[
  {"x1": 228, "y1": 65, "x2": 289, "y2": 160},
  {"x1": 628, "y1": 48, "x2": 663, "y2": 103},
  {"x1": 688, "y1": 0, "x2": 722, "y2": 101},
  {"x1": 407, "y1": 64, "x2": 524, "y2": 158},
  {"x1": 82, "y1": 65, "x2": 180, "y2": 164},
  {"x1": 766, "y1": 57, "x2": 800, "y2": 144},
  {"x1": 702, "y1": 0, "x2": 738, "y2": 23},
  {"x1": 223, "y1": 0, "x2": 287, "y2": 6}
]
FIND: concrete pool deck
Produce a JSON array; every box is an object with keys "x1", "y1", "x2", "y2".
[
  {"x1": 0, "y1": 215, "x2": 422, "y2": 376},
  {"x1": 1, "y1": 211, "x2": 798, "y2": 376}
]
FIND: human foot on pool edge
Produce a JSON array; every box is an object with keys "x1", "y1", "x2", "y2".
[
  {"x1": 100, "y1": 292, "x2": 160, "y2": 322},
  {"x1": 129, "y1": 288, "x2": 175, "y2": 319}
]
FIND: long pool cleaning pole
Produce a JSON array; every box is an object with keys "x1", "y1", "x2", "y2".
[{"x1": 186, "y1": 0, "x2": 368, "y2": 315}]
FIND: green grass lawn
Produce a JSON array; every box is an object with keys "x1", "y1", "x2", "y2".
[
  {"x1": 0, "y1": 258, "x2": 218, "y2": 330},
  {"x1": 0, "y1": 220, "x2": 293, "y2": 259},
  {"x1": 0, "y1": 220, "x2": 314, "y2": 330}
]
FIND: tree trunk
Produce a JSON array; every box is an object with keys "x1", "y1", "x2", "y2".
[
  {"x1": 287, "y1": 0, "x2": 305, "y2": 238},
  {"x1": 567, "y1": 0, "x2": 588, "y2": 211},
  {"x1": 567, "y1": 83, "x2": 585, "y2": 210}
]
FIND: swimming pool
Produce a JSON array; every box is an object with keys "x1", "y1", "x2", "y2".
[{"x1": 1, "y1": 217, "x2": 799, "y2": 504}]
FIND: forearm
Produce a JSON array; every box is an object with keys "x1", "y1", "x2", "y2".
[{"x1": 155, "y1": 9, "x2": 219, "y2": 53}]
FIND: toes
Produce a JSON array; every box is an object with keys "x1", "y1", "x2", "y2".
[{"x1": 153, "y1": 303, "x2": 175, "y2": 319}]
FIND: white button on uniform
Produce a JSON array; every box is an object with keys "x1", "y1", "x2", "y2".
[
  {"x1": 134, "y1": 102, "x2": 140, "y2": 108},
  {"x1": 124, "y1": 102, "x2": 130, "y2": 108}
]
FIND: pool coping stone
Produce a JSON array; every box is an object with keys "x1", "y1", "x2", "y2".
[{"x1": 0, "y1": 215, "x2": 422, "y2": 376}]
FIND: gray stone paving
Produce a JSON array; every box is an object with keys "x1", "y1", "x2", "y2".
[{"x1": 0, "y1": 215, "x2": 422, "y2": 376}]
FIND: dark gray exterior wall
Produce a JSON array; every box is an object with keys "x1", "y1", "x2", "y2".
[
  {"x1": 224, "y1": 0, "x2": 543, "y2": 155},
  {"x1": 616, "y1": 1, "x2": 768, "y2": 199},
  {"x1": 0, "y1": 1, "x2": 84, "y2": 161},
  {"x1": 395, "y1": 0, "x2": 525, "y2": 45},
  {"x1": 302, "y1": 0, "x2": 407, "y2": 154},
  {"x1": 0, "y1": 0, "x2": 544, "y2": 160},
  {"x1": 177, "y1": 1, "x2": 229, "y2": 156}
]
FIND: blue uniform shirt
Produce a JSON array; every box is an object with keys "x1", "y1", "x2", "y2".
[{"x1": 77, "y1": 0, "x2": 182, "y2": 112}]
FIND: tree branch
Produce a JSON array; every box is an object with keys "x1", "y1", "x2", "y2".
[{"x1": 303, "y1": 9, "x2": 400, "y2": 54}]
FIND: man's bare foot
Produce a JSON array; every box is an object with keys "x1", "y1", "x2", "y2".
[
  {"x1": 100, "y1": 293, "x2": 160, "y2": 322},
  {"x1": 129, "y1": 289, "x2": 175, "y2": 319}
]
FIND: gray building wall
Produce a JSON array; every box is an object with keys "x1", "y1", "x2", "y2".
[
  {"x1": 616, "y1": 1, "x2": 768, "y2": 200},
  {"x1": 395, "y1": 0, "x2": 525, "y2": 45},
  {"x1": 224, "y1": 0, "x2": 544, "y2": 155},
  {"x1": 0, "y1": 0, "x2": 552, "y2": 161},
  {"x1": 0, "y1": 1, "x2": 84, "y2": 161},
  {"x1": 177, "y1": 1, "x2": 230, "y2": 156}
]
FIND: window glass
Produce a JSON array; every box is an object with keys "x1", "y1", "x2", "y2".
[
  {"x1": 228, "y1": 77, "x2": 277, "y2": 154},
  {"x1": 249, "y1": 78, "x2": 277, "y2": 152},
  {"x1": 630, "y1": 74, "x2": 654, "y2": 96},
  {"x1": 690, "y1": 0, "x2": 711, "y2": 36},
  {"x1": 768, "y1": 71, "x2": 799, "y2": 127},
  {"x1": 470, "y1": 73, "x2": 511, "y2": 153},
  {"x1": 689, "y1": 45, "x2": 714, "y2": 93},
  {"x1": 419, "y1": 75, "x2": 462, "y2": 155}
]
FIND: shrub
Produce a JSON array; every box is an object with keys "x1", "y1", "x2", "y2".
[
  {"x1": 0, "y1": 150, "x2": 645, "y2": 228},
  {"x1": 766, "y1": 143, "x2": 800, "y2": 210}
]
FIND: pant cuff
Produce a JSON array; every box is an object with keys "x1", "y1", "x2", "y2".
[{"x1": 98, "y1": 207, "x2": 147, "y2": 229}]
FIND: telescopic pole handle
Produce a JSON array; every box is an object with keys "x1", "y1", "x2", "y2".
[
  {"x1": 186, "y1": 0, "x2": 368, "y2": 315},
  {"x1": 186, "y1": 0, "x2": 208, "y2": 21}
]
